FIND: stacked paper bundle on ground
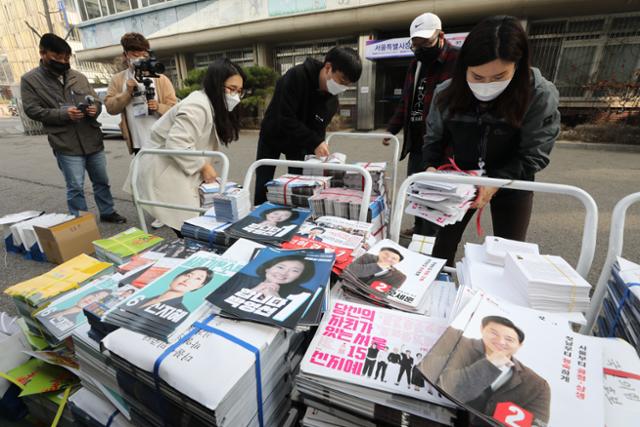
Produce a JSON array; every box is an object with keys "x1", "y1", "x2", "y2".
[
  {"x1": 211, "y1": 187, "x2": 251, "y2": 222},
  {"x1": 266, "y1": 174, "x2": 332, "y2": 208},
  {"x1": 181, "y1": 214, "x2": 234, "y2": 250},
  {"x1": 198, "y1": 181, "x2": 238, "y2": 208},
  {"x1": 93, "y1": 228, "x2": 163, "y2": 265},
  {"x1": 102, "y1": 311, "x2": 302, "y2": 427},
  {"x1": 296, "y1": 299, "x2": 459, "y2": 426},
  {"x1": 68, "y1": 387, "x2": 134, "y2": 427},
  {"x1": 302, "y1": 153, "x2": 347, "y2": 186},
  {"x1": 0, "y1": 210, "x2": 43, "y2": 251},
  {"x1": 503, "y1": 253, "x2": 592, "y2": 313},
  {"x1": 103, "y1": 251, "x2": 244, "y2": 342},
  {"x1": 7, "y1": 213, "x2": 74, "y2": 256},
  {"x1": 337, "y1": 239, "x2": 446, "y2": 314},
  {"x1": 225, "y1": 203, "x2": 311, "y2": 245},
  {"x1": 595, "y1": 257, "x2": 640, "y2": 352},
  {"x1": 405, "y1": 172, "x2": 477, "y2": 227},
  {"x1": 309, "y1": 188, "x2": 386, "y2": 224},
  {"x1": 4, "y1": 254, "x2": 113, "y2": 338},
  {"x1": 343, "y1": 162, "x2": 386, "y2": 195}
]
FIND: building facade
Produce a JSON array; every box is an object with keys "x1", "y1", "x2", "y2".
[{"x1": 69, "y1": 0, "x2": 640, "y2": 129}]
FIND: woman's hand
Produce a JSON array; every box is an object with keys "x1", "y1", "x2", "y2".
[
  {"x1": 252, "y1": 282, "x2": 280, "y2": 298},
  {"x1": 200, "y1": 163, "x2": 217, "y2": 183},
  {"x1": 471, "y1": 186, "x2": 499, "y2": 209}
]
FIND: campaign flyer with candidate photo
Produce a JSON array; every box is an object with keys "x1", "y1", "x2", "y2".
[
  {"x1": 207, "y1": 247, "x2": 334, "y2": 329},
  {"x1": 225, "y1": 202, "x2": 311, "y2": 244}
]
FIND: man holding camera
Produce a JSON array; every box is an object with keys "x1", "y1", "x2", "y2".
[
  {"x1": 105, "y1": 32, "x2": 176, "y2": 228},
  {"x1": 105, "y1": 33, "x2": 177, "y2": 156},
  {"x1": 21, "y1": 34, "x2": 126, "y2": 224}
]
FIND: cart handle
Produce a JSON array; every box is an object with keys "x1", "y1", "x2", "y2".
[
  {"x1": 326, "y1": 132, "x2": 400, "y2": 204},
  {"x1": 391, "y1": 172, "x2": 598, "y2": 279},
  {"x1": 243, "y1": 159, "x2": 373, "y2": 223},
  {"x1": 582, "y1": 192, "x2": 640, "y2": 334},
  {"x1": 131, "y1": 148, "x2": 230, "y2": 232}
]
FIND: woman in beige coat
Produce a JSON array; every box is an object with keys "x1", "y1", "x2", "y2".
[{"x1": 125, "y1": 58, "x2": 246, "y2": 234}]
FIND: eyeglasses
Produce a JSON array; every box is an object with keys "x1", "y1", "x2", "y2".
[{"x1": 225, "y1": 86, "x2": 245, "y2": 98}]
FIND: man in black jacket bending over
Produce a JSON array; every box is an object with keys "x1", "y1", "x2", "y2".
[{"x1": 254, "y1": 47, "x2": 362, "y2": 204}]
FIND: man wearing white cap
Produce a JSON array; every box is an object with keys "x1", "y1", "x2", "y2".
[{"x1": 385, "y1": 12, "x2": 459, "y2": 238}]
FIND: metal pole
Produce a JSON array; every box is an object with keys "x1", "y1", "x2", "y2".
[{"x1": 42, "y1": 0, "x2": 54, "y2": 34}]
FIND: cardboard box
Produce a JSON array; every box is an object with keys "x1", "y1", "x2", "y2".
[{"x1": 33, "y1": 212, "x2": 101, "y2": 264}]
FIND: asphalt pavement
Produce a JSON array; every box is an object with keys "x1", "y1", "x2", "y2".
[{"x1": 1, "y1": 117, "x2": 639, "y2": 318}]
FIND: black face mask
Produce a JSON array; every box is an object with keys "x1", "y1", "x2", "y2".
[
  {"x1": 46, "y1": 59, "x2": 70, "y2": 75},
  {"x1": 414, "y1": 45, "x2": 441, "y2": 64}
]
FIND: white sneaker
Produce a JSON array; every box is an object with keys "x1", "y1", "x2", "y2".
[{"x1": 151, "y1": 219, "x2": 164, "y2": 229}]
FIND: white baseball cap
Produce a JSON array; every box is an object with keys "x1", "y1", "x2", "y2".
[{"x1": 410, "y1": 13, "x2": 442, "y2": 40}]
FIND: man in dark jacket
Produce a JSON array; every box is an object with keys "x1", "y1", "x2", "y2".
[
  {"x1": 21, "y1": 34, "x2": 125, "y2": 223},
  {"x1": 385, "y1": 13, "x2": 458, "y2": 237},
  {"x1": 254, "y1": 47, "x2": 362, "y2": 204}
]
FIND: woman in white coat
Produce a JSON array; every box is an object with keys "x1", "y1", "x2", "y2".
[{"x1": 126, "y1": 58, "x2": 246, "y2": 235}]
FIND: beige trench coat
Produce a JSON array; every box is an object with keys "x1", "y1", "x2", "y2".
[{"x1": 124, "y1": 90, "x2": 220, "y2": 230}]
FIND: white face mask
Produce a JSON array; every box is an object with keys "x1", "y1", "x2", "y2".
[
  {"x1": 326, "y1": 77, "x2": 349, "y2": 95},
  {"x1": 224, "y1": 93, "x2": 241, "y2": 111},
  {"x1": 467, "y1": 78, "x2": 512, "y2": 102}
]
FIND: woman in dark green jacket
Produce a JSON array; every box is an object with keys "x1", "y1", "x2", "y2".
[{"x1": 422, "y1": 16, "x2": 561, "y2": 265}]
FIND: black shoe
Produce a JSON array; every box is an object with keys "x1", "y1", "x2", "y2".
[{"x1": 100, "y1": 212, "x2": 127, "y2": 224}]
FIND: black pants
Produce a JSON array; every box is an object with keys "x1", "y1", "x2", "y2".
[
  {"x1": 432, "y1": 189, "x2": 534, "y2": 266},
  {"x1": 407, "y1": 150, "x2": 439, "y2": 237},
  {"x1": 254, "y1": 138, "x2": 306, "y2": 205},
  {"x1": 362, "y1": 358, "x2": 376, "y2": 377},
  {"x1": 375, "y1": 361, "x2": 387, "y2": 381},
  {"x1": 397, "y1": 364, "x2": 411, "y2": 385}
]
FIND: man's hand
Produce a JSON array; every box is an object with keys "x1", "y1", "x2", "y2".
[
  {"x1": 382, "y1": 137, "x2": 391, "y2": 146},
  {"x1": 86, "y1": 105, "x2": 98, "y2": 117},
  {"x1": 314, "y1": 141, "x2": 330, "y2": 157},
  {"x1": 67, "y1": 107, "x2": 85, "y2": 121},
  {"x1": 147, "y1": 99, "x2": 158, "y2": 112},
  {"x1": 471, "y1": 186, "x2": 499, "y2": 209},
  {"x1": 126, "y1": 79, "x2": 138, "y2": 96},
  {"x1": 200, "y1": 163, "x2": 218, "y2": 184},
  {"x1": 486, "y1": 350, "x2": 512, "y2": 368}
]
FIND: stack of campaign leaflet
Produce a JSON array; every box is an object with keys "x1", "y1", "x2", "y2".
[
  {"x1": 266, "y1": 174, "x2": 332, "y2": 208},
  {"x1": 4, "y1": 254, "x2": 113, "y2": 339},
  {"x1": 102, "y1": 251, "x2": 245, "y2": 342},
  {"x1": 281, "y1": 220, "x2": 367, "y2": 274},
  {"x1": 405, "y1": 171, "x2": 478, "y2": 227},
  {"x1": 198, "y1": 180, "x2": 238, "y2": 208},
  {"x1": 0, "y1": 210, "x2": 43, "y2": 251},
  {"x1": 68, "y1": 387, "x2": 134, "y2": 427},
  {"x1": 296, "y1": 299, "x2": 460, "y2": 426},
  {"x1": 225, "y1": 203, "x2": 311, "y2": 245},
  {"x1": 101, "y1": 309, "x2": 304, "y2": 427},
  {"x1": 343, "y1": 161, "x2": 387, "y2": 196},
  {"x1": 93, "y1": 227, "x2": 164, "y2": 264},
  {"x1": 419, "y1": 291, "x2": 640, "y2": 427},
  {"x1": 336, "y1": 239, "x2": 446, "y2": 315},
  {"x1": 207, "y1": 247, "x2": 335, "y2": 330},
  {"x1": 181, "y1": 211, "x2": 234, "y2": 250},
  {"x1": 456, "y1": 237, "x2": 590, "y2": 321},
  {"x1": 211, "y1": 187, "x2": 251, "y2": 222},
  {"x1": 408, "y1": 234, "x2": 436, "y2": 256},
  {"x1": 314, "y1": 215, "x2": 380, "y2": 246},
  {"x1": 302, "y1": 153, "x2": 347, "y2": 185},
  {"x1": 595, "y1": 257, "x2": 640, "y2": 353}
]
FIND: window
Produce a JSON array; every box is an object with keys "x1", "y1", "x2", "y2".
[
  {"x1": 114, "y1": 0, "x2": 131, "y2": 13},
  {"x1": 193, "y1": 48, "x2": 255, "y2": 69},
  {"x1": 82, "y1": 0, "x2": 103, "y2": 20},
  {"x1": 594, "y1": 43, "x2": 640, "y2": 97},
  {"x1": 555, "y1": 46, "x2": 597, "y2": 97}
]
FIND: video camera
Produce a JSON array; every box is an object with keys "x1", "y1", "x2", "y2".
[{"x1": 132, "y1": 51, "x2": 165, "y2": 113}]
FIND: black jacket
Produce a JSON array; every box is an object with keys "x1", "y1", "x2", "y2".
[
  {"x1": 260, "y1": 58, "x2": 339, "y2": 154},
  {"x1": 422, "y1": 68, "x2": 560, "y2": 181},
  {"x1": 21, "y1": 64, "x2": 103, "y2": 156}
]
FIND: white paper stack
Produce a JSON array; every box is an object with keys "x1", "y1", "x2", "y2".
[
  {"x1": 343, "y1": 162, "x2": 386, "y2": 195},
  {"x1": 503, "y1": 252, "x2": 592, "y2": 313},
  {"x1": 266, "y1": 174, "x2": 332, "y2": 208},
  {"x1": 483, "y1": 236, "x2": 540, "y2": 266},
  {"x1": 408, "y1": 234, "x2": 435, "y2": 256},
  {"x1": 69, "y1": 387, "x2": 134, "y2": 427},
  {"x1": 302, "y1": 152, "x2": 347, "y2": 185},
  {"x1": 199, "y1": 181, "x2": 238, "y2": 208},
  {"x1": 211, "y1": 187, "x2": 251, "y2": 222},
  {"x1": 10, "y1": 213, "x2": 74, "y2": 252},
  {"x1": 0, "y1": 210, "x2": 43, "y2": 249},
  {"x1": 405, "y1": 171, "x2": 478, "y2": 227},
  {"x1": 181, "y1": 214, "x2": 233, "y2": 249}
]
